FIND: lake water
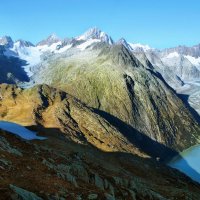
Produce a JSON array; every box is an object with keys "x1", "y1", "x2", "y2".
[
  {"x1": 0, "y1": 121, "x2": 46, "y2": 140},
  {"x1": 168, "y1": 144, "x2": 200, "y2": 183}
]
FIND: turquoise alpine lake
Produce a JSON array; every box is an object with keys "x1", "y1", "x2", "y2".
[{"x1": 168, "y1": 144, "x2": 200, "y2": 183}]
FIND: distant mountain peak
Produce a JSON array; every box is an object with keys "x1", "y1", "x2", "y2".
[
  {"x1": 15, "y1": 39, "x2": 34, "y2": 48},
  {"x1": 37, "y1": 33, "x2": 61, "y2": 46},
  {"x1": 116, "y1": 38, "x2": 133, "y2": 51},
  {"x1": 0, "y1": 36, "x2": 14, "y2": 48},
  {"x1": 162, "y1": 44, "x2": 200, "y2": 58},
  {"x1": 117, "y1": 37, "x2": 127, "y2": 43},
  {"x1": 77, "y1": 27, "x2": 114, "y2": 45},
  {"x1": 47, "y1": 33, "x2": 59, "y2": 40}
]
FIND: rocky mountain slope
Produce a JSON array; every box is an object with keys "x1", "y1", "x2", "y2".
[
  {"x1": 30, "y1": 43, "x2": 200, "y2": 153},
  {"x1": 0, "y1": 84, "x2": 143, "y2": 156},
  {"x1": 1, "y1": 83, "x2": 183, "y2": 161},
  {"x1": 1, "y1": 28, "x2": 200, "y2": 153},
  {"x1": 111, "y1": 36, "x2": 200, "y2": 117},
  {"x1": 132, "y1": 43, "x2": 200, "y2": 116},
  {"x1": 1, "y1": 28, "x2": 200, "y2": 199},
  {"x1": 1, "y1": 127, "x2": 200, "y2": 200}
]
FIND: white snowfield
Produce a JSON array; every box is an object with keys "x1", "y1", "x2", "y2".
[
  {"x1": 185, "y1": 55, "x2": 200, "y2": 69},
  {"x1": 77, "y1": 39, "x2": 100, "y2": 50},
  {"x1": 0, "y1": 121, "x2": 46, "y2": 140},
  {"x1": 164, "y1": 52, "x2": 180, "y2": 59}
]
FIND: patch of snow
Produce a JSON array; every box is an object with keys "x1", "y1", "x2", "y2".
[
  {"x1": 0, "y1": 121, "x2": 46, "y2": 140},
  {"x1": 77, "y1": 35, "x2": 86, "y2": 41},
  {"x1": 165, "y1": 52, "x2": 180, "y2": 59},
  {"x1": 77, "y1": 39, "x2": 100, "y2": 50},
  {"x1": 37, "y1": 41, "x2": 62, "y2": 52},
  {"x1": 12, "y1": 42, "x2": 42, "y2": 77},
  {"x1": 3, "y1": 41, "x2": 42, "y2": 77},
  {"x1": 55, "y1": 44, "x2": 72, "y2": 53},
  {"x1": 184, "y1": 55, "x2": 200, "y2": 68},
  {"x1": 2, "y1": 40, "x2": 73, "y2": 78},
  {"x1": 128, "y1": 43, "x2": 151, "y2": 52}
]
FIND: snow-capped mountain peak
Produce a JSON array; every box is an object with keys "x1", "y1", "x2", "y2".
[
  {"x1": 0, "y1": 36, "x2": 14, "y2": 48},
  {"x1": 37, "y1": 33, "x2": 61, "y2": 47},
  {"x1": 77, "y1": 27, "x2": 114, "y2": 45},
  {"x1": 15, "y1": 40, "x2": 34, "y2": 48}
]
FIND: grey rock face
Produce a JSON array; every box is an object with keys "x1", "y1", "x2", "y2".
[
  {"x1": 133, "y1": 49, "x2": 200, "y2": 89},
  {"x1": 10, "y1": 184, "x2": 43, "y2": 200},
  {"x1": 116, "y1": 38, "x2": 133, "y2": 51},
  {"x1": 161, "y1": 54, "x2": 200, "y2": 81}
]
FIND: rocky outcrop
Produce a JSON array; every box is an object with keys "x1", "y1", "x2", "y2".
[{"x1": 9, "y1": 185, "x2": 43, "y2": 200}]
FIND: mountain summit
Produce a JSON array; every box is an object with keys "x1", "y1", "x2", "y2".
[
  {"x1": 77, "y1": 27, "x2": 114, "y2": 44},
  {"x1": 37, "y1": 33, "x2": 61, "y2": 46},
  {"x1": 15, "y1": 39, "x2": 34, "y2": 48},
  {"x1": 0, "y1": 36, "x2": 14, "y2": 48}
]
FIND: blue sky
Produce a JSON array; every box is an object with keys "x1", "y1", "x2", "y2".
[{"x1": 0, "y1": 0, "x2": 200, "y2": 48}]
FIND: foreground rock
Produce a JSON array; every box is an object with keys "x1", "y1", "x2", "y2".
[{"x1": 0, "y1": 129, "x2": 200, "y2": 200}]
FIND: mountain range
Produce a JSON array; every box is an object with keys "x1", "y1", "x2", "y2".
[{"x1": 1, "y1": 28, "x2": 200, "y2": 199}]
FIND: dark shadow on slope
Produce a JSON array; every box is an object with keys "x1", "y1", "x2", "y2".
[
  {"x1": 93, "y1": 108, "x2": 177, "y2": 162},
  {"x1": 177, "y1": 93, "x2": 200, "y2": 124},
  {"x1": 0, "y1": 55, "x2": 29, "y2": 84},
  {"x1": 92, "y1": 109, "x2": 200, "y2": 183}
]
